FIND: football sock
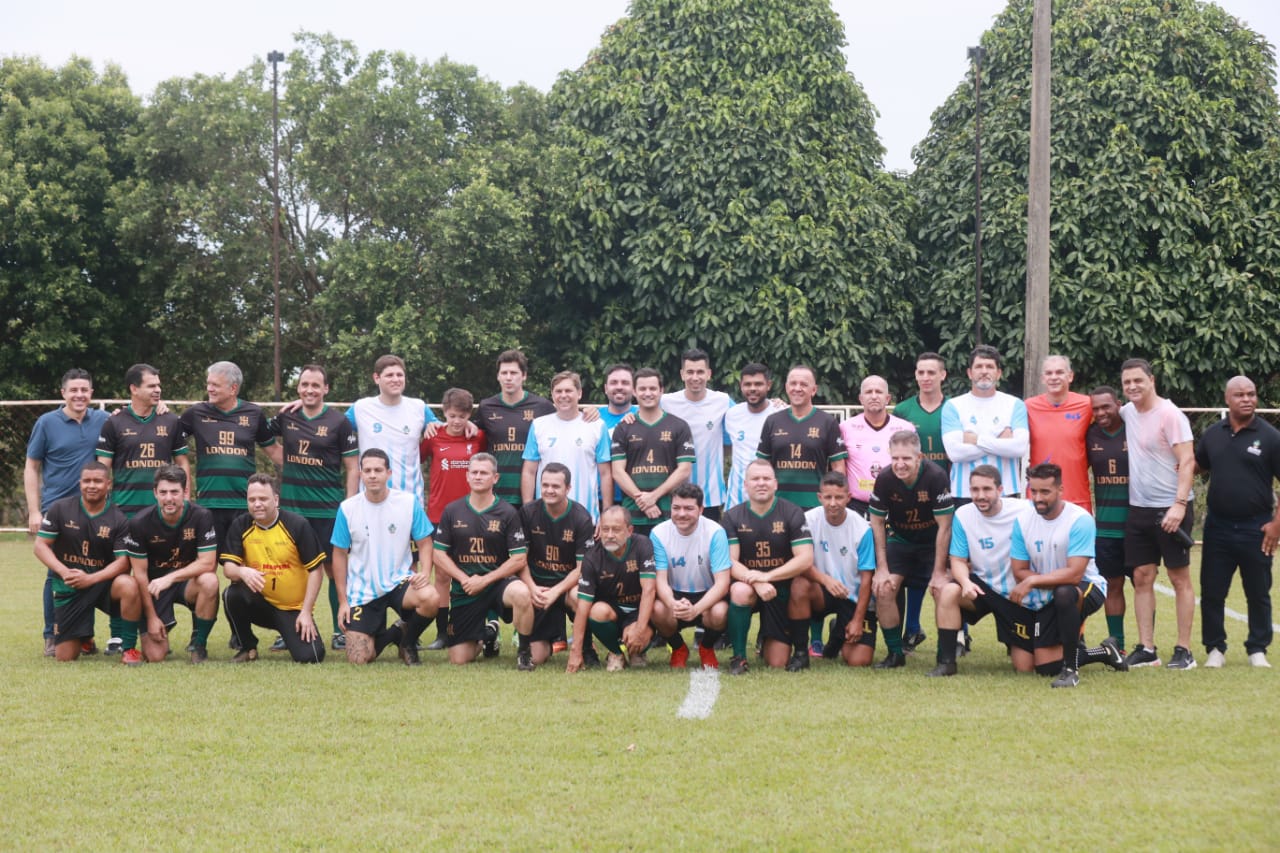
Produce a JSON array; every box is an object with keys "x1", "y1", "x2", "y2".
[
  {"x1": 401, "y1": 611, "x2": 432, "y2": 647},
  {"x1": 937, "y1": 628, "x2": 959, "y2": 664},
  {"x1": 1106, "y1": 614, "x2": 1125, "y2": 650},
  {"x1": 1053, "y1": 585, "x2": 1082, "y2": 662},
  {"x1": 193, "y1": 617, "x2": 216, "y2": 647},
  {"x1": 518, "y1": 633, "x2": 531, "y2": 653},
  {"x1": 791, "y1": 618, "x2": 809, "y2": 657},
  {"x1": 118, "y1": 619, "x2": 139, "y2": 651},
  {"x1": 882, "y1": 623, "x2": 904, "y2": 656},
  {"x1": 728, "y1": 603, "x2": 752, "y2": 659},
  {"x1": 905, "y1": 585, "x2": 925, "y2": 635},
  {"x1": 1078, "y1": 641, "x2": 1112, "y2": 667},
  {"x1": 374, "y1": 623, "x2": 401, "y2": 655},
  {"x1": 668, "y1": 632, "x2": 687, "y2": 650},
  {"x1": 328, "y1": 580, "x2": 341, "y2": 634},
  {"x1": 699, "y1": 628, "x2": 723, "y2": 650},
  {"x1": 435, "y1": 607, "x2": 450, "y2": 639},
  {"x1": 809, "y1": 618, "x2": 824, "y2": 644},
  {"x1": 589, "y1": 619, "x2": 623, "y2": 655}
]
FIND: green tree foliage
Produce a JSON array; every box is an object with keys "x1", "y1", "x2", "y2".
[
  {"x1": 543, "y1": 0, "x2": 917, "y2": 396},
  {"x1": 0, "y1": 57, "x2": 148, "y2": 397},
  {"x1": 911, "y1": 0, "x2": 1280, "y2": 400}
]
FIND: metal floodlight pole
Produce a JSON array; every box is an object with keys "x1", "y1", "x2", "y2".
[
  {"x1": 968, "y1": 45, "x2": 987, "y2": 347},
  {"x1": 268, "y1": 49, "x2": 285, "y2": 401}
]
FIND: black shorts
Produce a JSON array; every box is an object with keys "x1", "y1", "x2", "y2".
[
  {"x1": 753, "y1": 585, "x2": 794, "y2": 645},
  {"x1": 1124, "y1": 504, "x2": 1193, "y2": 570},
  {"x1": 447, "y1": 577, "x2": 516, "y2": 646},
  {"x1": 670, "y1": 589, "x2": 722, "y2": 630},
  {"x1": 530, "y1": 596, "x2": 574, "y2": 644},
  {"x1": 886, "y1": 540, "x2": 936, "y2": 589},
  {"x1": 1031, "y1": 581, "x2": 1107, "y2": 648},
  {"x1": 1094, "y1": 536, "x2": 1130, "y2": 580},
  {"x1": 210, "y1": 507, "x2": 244, "y2": 555},
  {"x1": 961, "y1": 576, "x2": 1036, "y2": 653},
  {"x1": 590, "y1": 602, "x2": 641, "y2": 634},
  {"x1": 820, "y1": 589, "x2": 877, "y2": 649},
  {"x1": 152, "y1": 579, "x2": 193, "y2": 629},
  {"x1": 53, "y1": 583, "x2": 116, "y2": 643},
  {"x1": 305, "y1": 516, "x2": 336, "y2": 556},
  {"x1": 347, "y1": 581, "x2": 411, "y2": 636}
]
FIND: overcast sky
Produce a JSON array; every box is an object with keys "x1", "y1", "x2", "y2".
[{"x1": 4, "y1": 1, "x2": 1277, "y2": 172}]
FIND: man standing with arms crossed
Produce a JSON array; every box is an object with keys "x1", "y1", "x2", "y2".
[
  {"x1": 611, "y1": 368, "x2": 695, "y2": 536},
  {"x1": 1195, "y1": 376, "x2": 1280, "y2": 668},
  {"x1": 1025, "y1": 355, "x2": 1092, "y2": 511},
  {"x1": 1119, "y1": 358, "x2": 1196, "y2": 669},
  {"x1": 1087, "y1": 386, "x2": 1132, "y2": 652},
  {"x1": 941, "y1": 345, "x2": 1029, "y2": 502},
  {"x1": 26, "y1": 369, "x2": 110, "y2": 655},
  {"x1": 661, "y1": 349, "x2": 732, "y2": 521}
]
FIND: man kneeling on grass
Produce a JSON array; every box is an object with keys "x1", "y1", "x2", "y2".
[
  {"x1": 331, "y1": 449, "x2": 440, "y2": 665},
  {"x1": 221, "y1": 474, "x2": 326, "y2": 663},
  {"x1": 567, "y1": 506, "x2": 657, "y2": 672}
]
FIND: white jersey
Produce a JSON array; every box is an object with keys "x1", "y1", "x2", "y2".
[
  {"x1": 805, "y1": 505, "x2": 876, "y2": 601},
  {"x1": 1120, "y1": 398, "x2": 1194, "y2": 507},
  {"x1": 331, "y1": 488, "x2": 434, "y2": 607},
  {"x1": 650, "y1": 516, "x2": 731, "y2": 594},
  {"x1": 723, "y1": 402, "x2": 772, "y2": 507},
  {"x1": 346, "y1": 396, "x2": 438, "y2": 504},
  {"x1": 1010, "y1": 501, "x2": 1106, "y2": 606},
  {"x1": 522, "y1": 414, "x2": 611, "y2": 520},
  {"x1": 941, "y1": 391, "x2": 1030, "y2": 498},
  {"x1": 949, "y1": 497, "x2": 1028, "y2": 600},
  {"x1": 840, "y1": 413, "x2": 916, "y2": 503},
  {"x1": 661, "y1": 390, "x2": 732, "y2": 507}
]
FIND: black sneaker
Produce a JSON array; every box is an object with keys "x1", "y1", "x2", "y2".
[
  {"x1": 105, "y1": 637, "x2": 123, "y2": 656},
  {"x1": 1125, "y1": 645, "x2": 1161, "y2": 668},
  {"x1": 728, "y1": 655, "x2": 749, "y2": 675},
  {"x1": 1167, "y1": 645, "x2": 1197, "y2": 670},
  {"x1": 331, "y1": 633, "x2": 346, "y2": 651},
  {"x1": 189, "y1": 644, "x2": 208, "y2": 664},
  {"x1": 784, "y1": 651, "x2": 810, "y2": 672},
  {"x1": 902, "y1": 631, "x2": 927, "y2": 654},
  {"x1": 583, "y1": 645, "x2": 602, "y2": 670},
  {"x1": 926, "y1": 661, "x2": 957, "y2": 677},
  {"x1": 874, "y1": 650, "x2": 906, "y2": 669},
  {"x1": 482, "y1": 620, "x2": 501, "y2": 658},
  {"x1": 1051, "y1": 667, "x2": 1080, "y2": 688},
  {"x1": 517, "y1": 649, "x2": 535, "y2": 671},
  {"x1": 1100, "y1": 637, "x2": 1128, "y2": 671}
]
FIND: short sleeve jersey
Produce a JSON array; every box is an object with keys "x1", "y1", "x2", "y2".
[
  {"x1": 755, "y1": 408, "x2": 848, "y2": 508},
  {"x1": 1026, "y1": 392, "x2": 1093, "y2": 511},
  {"x1": 660, "y1": 390, "x2": 732, "y2": 507},
  {"x1": 522, "y1": 414, "x2": 611, "y2": 520},
  {"x1": 434, "y1": 496, "x2": 527, "y2": 607},
  {"x1": 345, "y1": 396, "x2": 437, "y2": 505},
  {"x1": 723, "y1": 402, "x2": 773, "y2": 507},
  {"x1": 95, "y1": 407, "x2": 188, "y2": 516},
  {"x1": 331, "y1": 488, "x2": 434, "y2": 607},
  {"x1": 272, "y1": 406, "x2": 357, "y2": 519},
  {"x1": 577, "y1": 534, "x2": 657, "y2": 610},
  {"x1": 1010, "y1": 501, "x2": 1106, "y2": 606},
  {"x1": 650, "y1": 516, "x2": 731, "y2": 594},
  {"x1": 721, "y1": 497, "x2": 813, "y2": 581},
  {"x1": 178, "y1": 401, "x2": 277, "y2": 510},
  {"x1": 868, "y1": 459, "x2": 955, "y2": 545},
  {"x1": 839, "y1": 413, "x2": 916, "y2": 502},
  {"x1": 893, "y1": 396, "x2": 950, "y2": 474},
  {"x1": 949, "y1": 497, "x2": 1028, "y2": 600},
  {"x1": 221, "y1": 509, "x2": 326, "y2": 611},
  {"x1": 38, "y1": 495, "x2": 130, "y2": 600},
  {"x1": 519, "y1": 498, "x2": 596, "y2": 587},
  {"x1": 123, "y1": 502, "x2": 218, "y2": 577},
  {"x1": 477, "y1": 392, "x2": 555, "y2": 505},
  {"x1": 804, "y1": 505, "x2": 876, "y2": 601},
  {"x1": 1086, "y1": 424, "x2": 1128, "y2": 539},
  {"x1": 27, "y1": 407, "x2": 111, "y2": 509},
  {"x1": 1119, "y1": 398, "x2": 1194, "y2": 508},
  {"x1": 420, "y1": 430, "x2": 488, "y2": 523},
  {"x1": 611, "y1": 413, "x2": 695, "y2": 526},
  {"x1": 941, "y1": 392, "x2": 1030, "y2": 498}
]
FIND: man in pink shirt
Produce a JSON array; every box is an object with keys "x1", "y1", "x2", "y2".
[{"x1": 840, "y1": 376, "x2": 914, "y2": 518}]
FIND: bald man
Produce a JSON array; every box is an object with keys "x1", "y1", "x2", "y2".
[{"x1": 840, "y1": 376, "x2": 914, "y2": 519}]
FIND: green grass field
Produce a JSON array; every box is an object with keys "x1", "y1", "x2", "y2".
[{"x1": 4, "y1": 538, "x2": 1277, "y2": 851}]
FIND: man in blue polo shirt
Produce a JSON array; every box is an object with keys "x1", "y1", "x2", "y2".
[{"x1": 25, "y1": 368, "x2": 110, "y2": 656}]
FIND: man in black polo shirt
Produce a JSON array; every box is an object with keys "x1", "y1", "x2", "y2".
[{"x1": 1195, "y1": 375, "x2": 1280, "y2": 668}]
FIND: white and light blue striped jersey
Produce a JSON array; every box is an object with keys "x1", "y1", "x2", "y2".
[
  {"x1": 724, "y1": 402, "x2": 772, "y2": 508},
  {"x1": 950, "y1": 497, "x2": 1028, "y2": 600},
  {"x1": 1010, "y1": 501, "x2": 1107, "y2": 602},
  {"x1": 650, "y1": 516, "x2": 731, "y2": 593},
  {"x1": 522, "y1": 414, "x2": 611, "y2": 521},
  {"x1": 941, "y1": 391, "x2": 1029, "y2": 498},
  {"x1": 346, "y1": 396, "x2": 439, "y2": 505},
  {"x1": 331, "y1": 488, "x2": 434, "y2": 607},
  {"x1": 661, "y1": 390, "x2": 732, "y2": 507},
  {"x1": 805, "y1": 505, "x2": 876, "y2": 601}
]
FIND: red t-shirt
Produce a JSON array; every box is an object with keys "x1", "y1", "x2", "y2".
[
  {"x1": 1026, "y1": 391, "x2": 1093, "y2": 512},
  {"x1": 420, "y1": 430, "x2": 487, "y2": 523}
]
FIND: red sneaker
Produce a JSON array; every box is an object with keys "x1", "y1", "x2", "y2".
[
  {"x1": 698, "y1": 646, "x2": 719, "y2": 669},
  {"x1": 552, "y1": 640, "x2": 568, "y2": 654},
  {"x1": 80, "y1": 639, "x2": 99, "y2": 655},
  {"x1": 669, "y1": 644, "x2": 690, "y2": 669},
  {"x1": 120, "y1": 648, "x2": 143, "y2": 667}
]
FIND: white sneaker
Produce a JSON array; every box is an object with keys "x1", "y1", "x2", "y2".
[
  {"x1": 605, "y1": 652, "x2": 625, "y2": 672},
  {"x1": 1249, "y1": 651, "x2": 1271, "y2": 668},
  {"x1": 1205, "y1": 649, "x2": 1226, "y2": 668},
  {"x1": 627, "y1": 651, "x2": 648, "y2": 669}
]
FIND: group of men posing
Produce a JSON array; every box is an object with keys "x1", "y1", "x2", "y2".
[{"x1": 28, "y1": 345, "x2": 1278, "y2": 684}]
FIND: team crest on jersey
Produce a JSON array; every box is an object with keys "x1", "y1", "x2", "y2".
[
  {"x1": 562, "y1": 529, "x2": 575, "y2": 542},
  {"x1": 807, "y1": 428, "x2": 820, "y2": 439},
  {"x1": 626, "y1": 559, "x2": 638, "y2": 572},
  {"x1": 704, "y1": 420, "x2": 713, "y2": 431},
  {"x1": 97, "y1": 525, "x2": 111, "y2": 539},
  {"x1": 388, "y1": 523, "x2": 397, "y2": 534},
  {"x1": 839, "y1": 546, "x2": 849, "y2": 556},
  {"x1": 660, "y1": 431, "x2": 672, "y2": 442},
  {"x1": 316, "y1": 426, "x2": 328, "y2": 437},
  {"x1": 523, "y1": 410, "x2": 534, "y2": 421},
  {"x1": 574, "y1": 437, "x2": 583, "y2": 447},
  {"x1": 772, "y1": 522, "x2": 785, "y2": 534},
  {"x1": 183, "y1": 528, "x2": 196, "y2": 540},
  {"x1": 488, "y1": 520, "x2": 502, "y2": 533},
  {"x1": 401, "y1": 425, "x2": 411, "y2": 434},
  {"x1": 156, "y1": 425, "x2": 168, "y2": 437},
  {"x1": 239, "y1": 416, "x2": 250, "y2": 427},
  {"x1": 917, "y1": 491, "x2": 930, "y2": 503}
]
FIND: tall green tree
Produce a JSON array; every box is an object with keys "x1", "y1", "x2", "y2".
[
  {"x1": 543, "y1": 0, "x2": 917, "y2": 396},
  {"x1": 0, "y1": 56, "x2": 147, "y2": 397},
  {"x1": 911, "y1": 0, "x2": 1280, "y2": 400}
]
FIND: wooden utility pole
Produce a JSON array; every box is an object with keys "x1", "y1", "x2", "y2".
[{"x1": 1024, "y1": 0, "x2": 1051, "y2": 397}]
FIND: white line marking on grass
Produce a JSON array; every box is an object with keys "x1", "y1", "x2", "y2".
[
  {"x1": 676, "y1": 668, "x2": 720, "y2": 720},
  {"x1": 1154, "y1": 583, "x2": 1280, "y2": 632}
]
